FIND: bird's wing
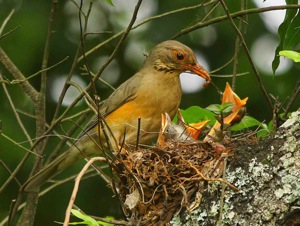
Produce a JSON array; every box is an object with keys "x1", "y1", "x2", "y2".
[{"x1": 77, "y1": 74, "x2": 141, "y2": 139}]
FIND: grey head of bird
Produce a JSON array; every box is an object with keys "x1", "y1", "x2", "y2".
[
  {"x1": 143, "y1": 40, "x2": 211, "y2": 85},
  {"x1": 157, "y1": 112, "x2": 194, "y2": 148}
]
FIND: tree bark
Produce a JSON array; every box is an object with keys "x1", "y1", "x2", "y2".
[{"x1": 173, "y1": 110, "x2": 300, "y2": 226}]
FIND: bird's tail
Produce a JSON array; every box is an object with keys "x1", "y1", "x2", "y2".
[{"x1": 23, "y1": 144, "x2": 92, "y2": 192}]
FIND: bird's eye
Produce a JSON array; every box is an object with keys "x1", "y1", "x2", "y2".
[{"x1": 176, "y1": 53, "x2": 184, "y2": 60}]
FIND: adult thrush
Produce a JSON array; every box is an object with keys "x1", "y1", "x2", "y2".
[{"x1": 24, "y1": 40, "x2": 211, "y2": 191}]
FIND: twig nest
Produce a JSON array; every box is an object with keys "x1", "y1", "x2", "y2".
[{"x1": 114, "y1": 141, "x2": 234, "y2": 225}]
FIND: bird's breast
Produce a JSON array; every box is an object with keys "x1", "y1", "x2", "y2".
[{"x1": 104, "y1": 74, "x2": 182, "y2": 146}]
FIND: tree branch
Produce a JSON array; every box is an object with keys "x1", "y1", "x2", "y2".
[
  {"x1": 78, "y1": 0, "x2": 216, "y2": 61},
  {"x1": 17, "y1": 1, "x2": 58, "y2": 226},
  {"x1": 0, "y1": 48, "x2": 38, "y2": 102},
  {"x1": 219, "y1": 0, "x2": 273, "y2": 114},
  {"x1": 172, "y1": 4, "x2": 300, "y2": 38}
]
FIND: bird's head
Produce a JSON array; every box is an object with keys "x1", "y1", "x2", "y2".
[{"x1": 145, "y1": 40, "x2": 211, "y2": 86}]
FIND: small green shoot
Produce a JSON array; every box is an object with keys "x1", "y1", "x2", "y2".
[
  {"x1": 69, "y1": 209, "x2": 114, "y2": 226},
  {"x1": 206, "y1": 103, "x2": 234, "y2": 117}
]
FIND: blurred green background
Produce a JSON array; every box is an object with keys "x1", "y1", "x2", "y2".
[{"x1": 0, "y1": 0, "x2": 299, "y2": 225}]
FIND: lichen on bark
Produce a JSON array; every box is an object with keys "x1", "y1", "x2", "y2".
[{"x1": 172, "y1": 111, "x2": 300, "y2": 226}]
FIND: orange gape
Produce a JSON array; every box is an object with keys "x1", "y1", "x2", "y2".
[
  {"x1": 204, "y1": 82, "x2": 248, "y2": 143},
  {"x1": 24, "y1": 40, "x2": 211, "y2": 191}
]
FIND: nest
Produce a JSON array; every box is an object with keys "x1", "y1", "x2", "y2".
[{"x1": 112, "y1": 141, "x2": 234, "y2": 226}]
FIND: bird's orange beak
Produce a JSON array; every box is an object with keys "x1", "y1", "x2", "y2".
[{"x1": 186, "y1": 63, "x2": 211, "y2": 87}]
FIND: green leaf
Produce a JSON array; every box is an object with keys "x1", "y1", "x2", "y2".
[
  {"x1": 256, "y1": 120, "x2": 274, "y2": 138},
  {"x1": 206, "y1": 103, "x2": 234, "y2": 116},
  {"x1": 258, "y1": 112, "x2": 291, "y2": 138},
  {"x1": 220, "y1": 102, "x2": 234, "y2": 112},
  {"x1": 230, "y1": 115, "x2": 262, "y2": 131},
  {"x1": 206, "y1": 104, "x2": 222, "y2": 115},
  {"x1": 283, "y1": 11, "x2": 300, "y2": 50},
  {"x1": 220, "y1": 102, "x2": 234, "y2": 115},
  {"x1": 279, "y1": 50, "x2": 300, "y2": 62},
  {"x1": 104, "y1": 0, "x2": 114, "y2": 6},
  {"x1": 272, "y1": 0, "x2": 298, "y2": 73},
  {"x1": 256, "y1": 125, "x2": 271, "y2": 138},
  {"x1": 70, "y1": 209, "x2": 99, "y2": 226},
  {"x1": 177, "y1": 106, "x2": 216, "y2": 125}
]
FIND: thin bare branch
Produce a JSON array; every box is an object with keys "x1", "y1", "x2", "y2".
[
  {"x1": 64, "y1": 157, "x2": 107, "y2": 226},
  {"x1": 51, "y1": 49, "x2": 82, "y2": 122},
  {"x1": 67, "y1": 80, "x2": 97, "y2": 113},
  {"x1": 173, "y1": 4, "x2": 300, "y2": 39},
  {"x1": 0, "y1": 170, "x2": 98, "y2": 225},
  {"x1": 82, "y1": 69, "x2": 116, "y2": 91},
  {"x1": 51, "y1": 0, "x2": 87, "y2": 123},
  {"x1": 231, "y1": 0, "x2": 247, "y2": 90},
  {"x1": 284, "y1": 81, "x2": 300, "y2": 118},
  {"x1": 78, "y1": 0, "x2": 97, "y2": 96},
  {"x1": 0, "y1": 73, "x2": 33, "y2": 145},
  {"x1": 0, "y1": 9, "x2": 15, "y2": 36},
  {"x1": 47, "y1": 111, "x2": 91, "y2": 164},
  {"x1": 219, "y1": 0, "x2": 273, "y2": 113},
  {"x1": 94, "y1": 0, "x2": 143, "y2": 79},
  {"x1": 0, "y1": 133, "x2": 39, "y2": 156},
  {"x1": 41, "y1": 0, "x2": 144, "y2": 152},
  {"x1": 0, "y1": 48, "x2": 38, "y2": 102},
  {"x1": 211, "y1": 72, "x2": 249, "y2": 78},
  {"x1": 0, "y1": 25, "x2": 20, "y2": 40},
  {"x1": 10, "y1": 56, "x2": 69, "y2": 84},
  {"x1": 0, "y1": 160, "x2": 21, "y2": 188},
  {"x1": 79, "y1": 0, "x2": 217, "y2": 61},
  {"x1": 17, "y1": 1, "x2": 58, "y2": 225}
]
